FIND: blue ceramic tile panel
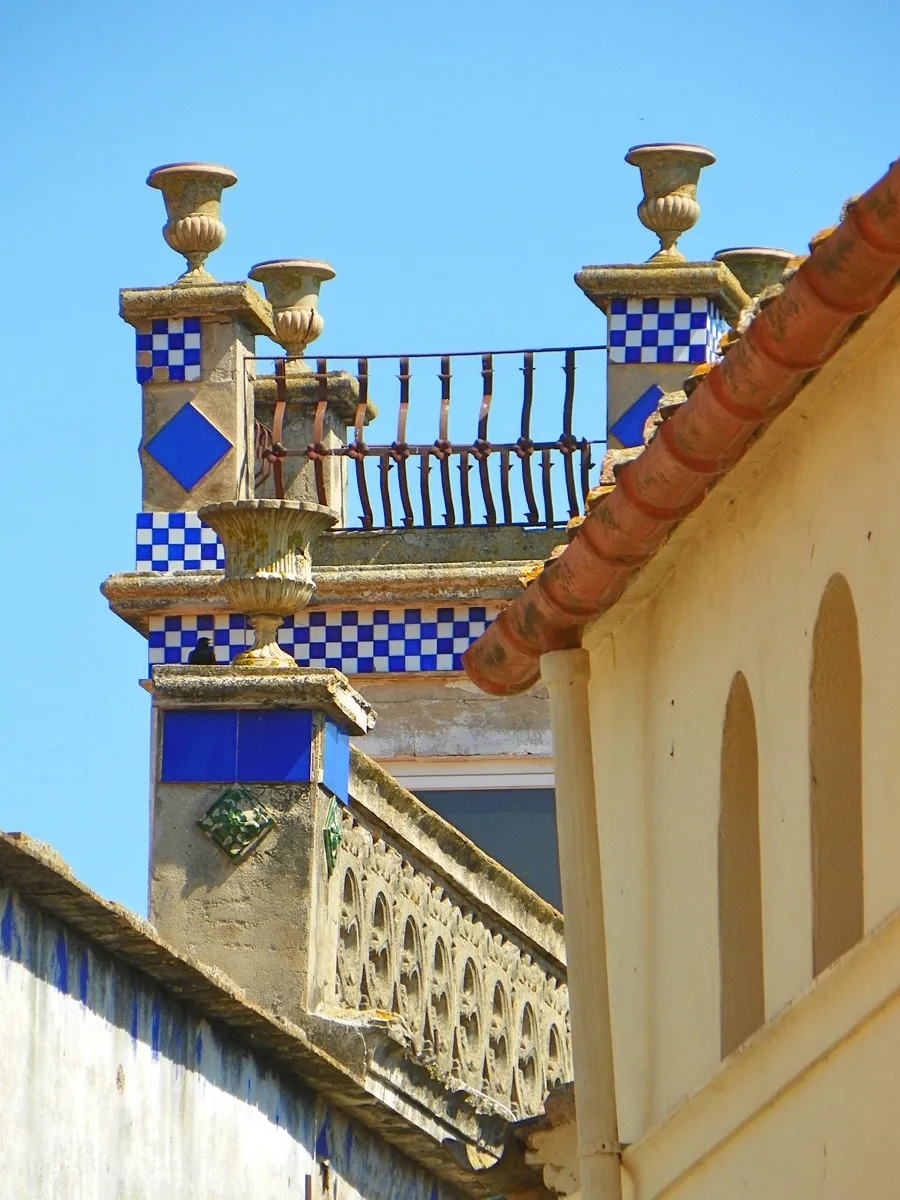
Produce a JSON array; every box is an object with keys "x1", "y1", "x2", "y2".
[
  {"x1": 323, "y1": 719, "x2": 350, "y2": 803},
  {"x1": 136, "y1": 511, "x2": 224, "y2": 572},
  {"x1": 136, "y1": 317, "x2": 202, "y2": 383},
  {"x1": 610, "y1": 383, "x2": 665, "y2": 449},
  {"x1": 148, "y1": 613, "x2": 248, "y2": 667},
  {"x1": 161, "y1": 710, "x2": 238, "y2": 782},
  {"x1": 144, "y1": 403, "x2": 232, "y2": 492},
  {"x1": 147, "y1": 604, "x2": 497, "y2": 674},
  {"x1": 236, "y1": 709, "x2": 313, "y2": 783},
  {"x1": 608, "y1": 297, "x2": 727, "y2": 365}
]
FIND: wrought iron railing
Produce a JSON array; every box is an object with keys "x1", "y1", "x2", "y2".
[{"x1": 251, "y1": 346, "x2": 606, "y2": 530}]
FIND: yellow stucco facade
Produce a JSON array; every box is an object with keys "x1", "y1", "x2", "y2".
[{"x1": 542, "y1": 281, "x2": 900, "y2": 1197}]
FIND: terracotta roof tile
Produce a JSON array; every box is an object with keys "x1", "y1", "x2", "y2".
[{"x1": 464, "y1": 158, "x2": 900, "y2": 695}]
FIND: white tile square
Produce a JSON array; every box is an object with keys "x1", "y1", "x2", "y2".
[{"x1": 185, "y1": 365, "x2": 201, "y2": 382}]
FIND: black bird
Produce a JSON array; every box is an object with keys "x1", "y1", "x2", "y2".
[{"x1": 188, "y1": 637, "x2": 218, "y2": 665}]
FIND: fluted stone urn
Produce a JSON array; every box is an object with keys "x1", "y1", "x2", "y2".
[
  {"x1": 198, "y1": 499, "x2": 337, "y2": 668},
  {"x1": 147, "y1": 162, "x2": 238, "y2": 285},
  {"x1": 625, "y1": 143, "x2": 716, "y2": 262},
  {"x1": 713, "y1": 247, "x2": 797, "y2": 298},
  {"x1": 248, "y1": 259, "x2": 336, "y2": 366}
]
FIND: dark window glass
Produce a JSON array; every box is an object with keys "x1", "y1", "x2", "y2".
[{"x1": 414, "y1": 788, "x2": 561, "y2": 910}]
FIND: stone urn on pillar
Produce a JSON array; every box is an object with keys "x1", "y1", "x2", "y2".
[
  {"x1": 147, "y1": 162, "x2": 238, "y2": 285},
  {"x1": 625, "y1": 143, "x2": 716, "y2": 262},
  {"x1": 198, "y1": 499, "x2": 337, "y2": 669},
  {"x1": 249, "y1": 259, "x2": 336, "y2": 367},
  {"x1": 713, "y1": 247, "x2": 797, "y2": 298}
]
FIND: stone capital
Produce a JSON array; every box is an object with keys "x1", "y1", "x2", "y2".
[
  {"x1": 575, "y1": 260, "x2": 749, "y2": 324},
  {"x1": 149, "y1": 664, "x2": 375, "y2": 736},
  {"x1": 120, "y1": 280, "x2": 276, "y2": 338}
]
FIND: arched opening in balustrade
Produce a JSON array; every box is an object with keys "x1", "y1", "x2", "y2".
[
  {"x1": 810, "y1": 573, "x2": 863, "y2": 976},
  {"x1": 718, "y1": 671, "x2": 765, "y2": 1058}
]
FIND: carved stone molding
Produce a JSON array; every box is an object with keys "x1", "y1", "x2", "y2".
[{"x1": 332, "y1": 809, "x2": 571, "y2": 1120}]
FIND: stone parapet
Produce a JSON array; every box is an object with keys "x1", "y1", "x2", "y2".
[{"x1": 319, "y1": 748, "x2": 571, "y2": 1138}]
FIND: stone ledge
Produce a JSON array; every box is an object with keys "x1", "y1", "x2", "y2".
[
  {"x1": 120, "y1": 280, "x2": 276, "y2": 338},
  {"x1": 101, "y1": 562, "x2": 528, "y2": 637},
  {"x1": 575, "y1": 260, "x2": 750, "y2": 324},
  {"x1": 150, "y1": 665, "x2": 376, "y2": 736}
]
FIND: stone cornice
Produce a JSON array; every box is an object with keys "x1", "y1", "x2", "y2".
[
  {"x1": 101, "y1": 562, "x2": 529, "y2": 637},
  {"x1": 149, "y1": 665, "x2": 376, "y2": 735},
  {"x1": 575, "y1": 260, "x2": 750, "y2": 324},
  {"x1": 119, "y1": 280, "x2": 276, "y2": 337}
]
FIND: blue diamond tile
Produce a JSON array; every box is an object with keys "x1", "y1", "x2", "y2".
[
  {"x1": 144, "y1": 404, "x2": 232, "y2": 492},
  {"x1": 610, "y1": 383, "x2": 665, "y2": 449}
]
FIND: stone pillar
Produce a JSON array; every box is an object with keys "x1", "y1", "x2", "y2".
[
  {"x1": 575, "y1": 144, "x2": 748, "y2": 450},
  {"x1": 120, "y1": 281, "x2": 276, "y2": 511},
  {"x1": 541, "y1": 649, "x2": 621, "y2": 1200},
  {"x1": 252, "y1": 370, "x2": 377, "y2": 525},
  {"x1": 576, "y1": 261, "x2": 747, "y2": 450},
  {"x1": 148, "y1": 666, "x2": 374, "y2": 1022}
]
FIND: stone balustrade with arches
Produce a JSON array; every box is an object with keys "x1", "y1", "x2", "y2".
[{"x1": 315, "y1": 748, "x2": 571, "y2": 1128}]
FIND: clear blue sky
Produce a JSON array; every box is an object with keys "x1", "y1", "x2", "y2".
[{"x1": 1, "y1": 0, "x2": 897, "y2": 915}]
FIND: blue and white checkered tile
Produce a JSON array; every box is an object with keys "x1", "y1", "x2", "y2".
[
  {"x1": 136, "y1": 512, "x2": 224, "y2": 572},
  {"x1": 146, "y1": 606, "x2": 498, "y2": 675},
  {"x1": 136, "y1": 318, "x2": 202, "y2": 383},
  {"x1": 148, "y1": 614, "x2": 249, "y2": 667},
  {"x1": 608, "y1": 298, "x2": 730, "y2": 364}
]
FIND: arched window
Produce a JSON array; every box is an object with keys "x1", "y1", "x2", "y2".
[
  {"x1": 810, "y1": 574, "x2": 863, "y2": 976},
  {"x1": 719, "y1": 671, "x2": 765, "y2": 1057}
]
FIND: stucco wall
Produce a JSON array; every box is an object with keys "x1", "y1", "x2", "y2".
[
  {"x1": 581, "y1": 287, "x2": 900, "y2": 1143},
  {"x1": 0, "y1": 883, "x2": 458, "y2": 1200}
]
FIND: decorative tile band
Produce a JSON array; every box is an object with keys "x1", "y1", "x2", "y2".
[
  {"x1": 147, "y1": 606, "x2": 497, "y2": 675},
  {"x1": 136, "y1": 512, "x2": 225, "y2": 572},
  {"x1": 608, "y1": 298, "x2": 729, "y2": 364},
  {"x1": 136, "y1": 318, "x2": 202, "y2": 383}
]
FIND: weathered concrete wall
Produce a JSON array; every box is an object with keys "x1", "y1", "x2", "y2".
[
  {"x1": 0, "y1": 883, "x2": 460, "y2": 1200},
  {"x1": 358, "y1": 675, "x2": 552, "y2": 761}
]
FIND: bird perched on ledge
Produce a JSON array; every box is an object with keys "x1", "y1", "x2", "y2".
[{"x1": 188, "y1": 636, "x2": 218, "y2": 665}]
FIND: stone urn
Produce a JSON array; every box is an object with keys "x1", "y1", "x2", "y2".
[
  {"x1": 625, "y1": 144, "x2": 716, "y2": 262},
  {"x1": 147, "y1": 162, "x2": 238, "y2": 285},
  {"x1": 713, "y1": 247, "x2": 797, "y2": 298},
  {"x1": 248, "y1": 259, "x2": 336, "y2": 366},
  {"x1": 197, "y1": 499, "x2": 337, "y2": 669}
]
